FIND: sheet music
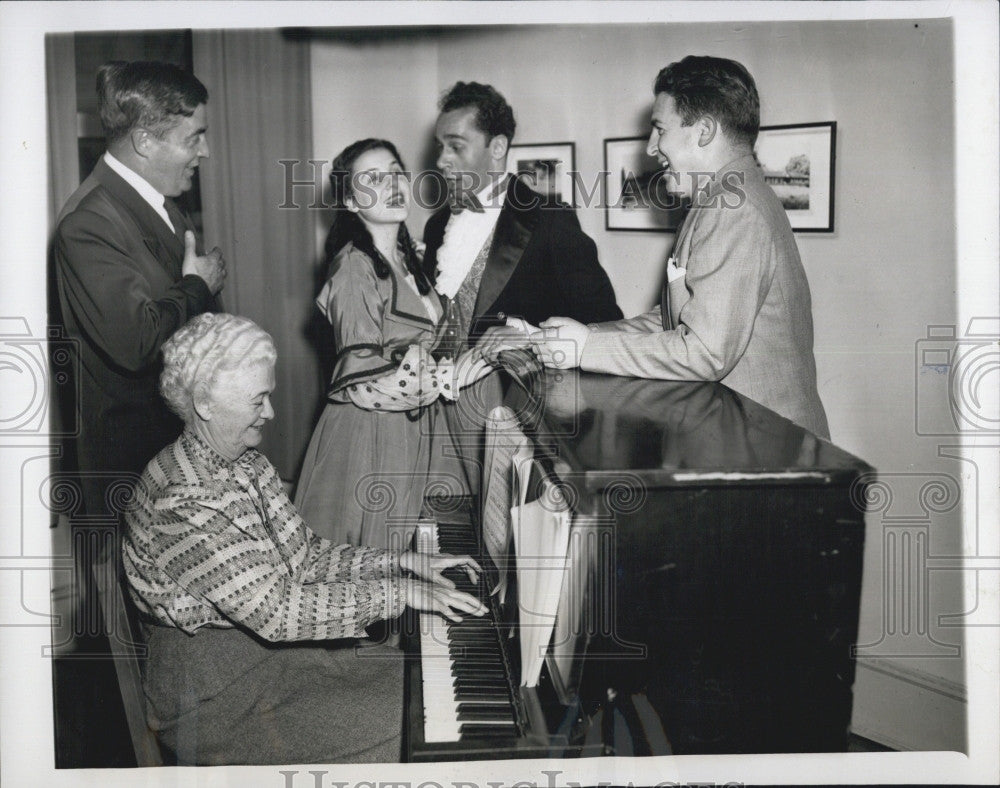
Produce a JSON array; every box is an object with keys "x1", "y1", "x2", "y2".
[
  {"x1": 482, "y1": 407, "x2": 533, "y2": 599},
  {"x1": 510, "y1": 458, "x2": 572, "y2": 688},
  {"x1": 551, "y1": 513, "x2": 592, "y2": 693}
]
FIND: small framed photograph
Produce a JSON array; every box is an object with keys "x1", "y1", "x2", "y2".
[
  {"x1": 603, "y1": 136, "x2": 687, "y2": 232},
  {"x1": 505, "y1": 142, "x2": 577, "y2": 207},
  {"x1": 755, "y1": 121, "x2": 836, "y2": 232}
]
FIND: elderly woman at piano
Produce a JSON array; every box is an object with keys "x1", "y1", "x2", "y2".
[{"x1": 122, "y1": 312, "x2": 485, "y2": 766}]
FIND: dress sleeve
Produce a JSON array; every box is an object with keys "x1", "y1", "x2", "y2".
[
  {"x1": 319, "y1": 248, "x2": 397, "y2": 397},
  {"x1": 304, "y1": 540, "x2": 400, "y2": 583},
  {"x1": 141, "y1": 469, "x2": 406, "y2": 642},
  {"x1": 342, "y1": 343, "x2": 457, "y2": 410}
]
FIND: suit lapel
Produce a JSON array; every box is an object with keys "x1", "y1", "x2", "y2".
[
  {"x1": 660, "y1": 208, "x2": 697, "y2": 330},
  {"x1": 473, "y1": 177, "x2": 538, "y2": 319},
  {"x1": 659, "y1": 278, "x2": 673, "y2": 331},
  {"x1": 659, "y1": 159, "x2": 755, "y2": 330},
  {"x1": 93, "y1": 159, "x2": 185, "y2": 275}
]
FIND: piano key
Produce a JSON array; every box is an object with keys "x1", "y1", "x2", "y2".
[
  {"x1": 453, "y1": 690, "x2": 508, "y2": 699},
  {"x1": 459, "y1": 721, "x2": 517, "y2": 738},
  {"x1": 448, "y1": 647, "x2": 503, "y2": 658},
  {"x1": 458, "y1": 708, "x2": 515, "y2": 721},
  {"x1": 452, "y1": 663, "x2": 506, "y2": 674},
  {"x1": 452, "y1": 677, "x2": 507, "y2": 688},
  {"x1": 416, "y1": 519, "x2": 518, "y2": 744},
  {"x1": 457, "y1": 701, "x2": 512, "y2": 712},
  {"x1": 454, "y1": 676, "x2": 507, "y2": 687}
]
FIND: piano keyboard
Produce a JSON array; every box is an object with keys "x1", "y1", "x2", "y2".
[{"x1": 416, "y1": 520, "x2": 520, "y2": 743}]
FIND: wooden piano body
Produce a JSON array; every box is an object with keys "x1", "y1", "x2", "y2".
[{"x1": 405, "y1": 366, "x2": 873, "y2": 760}]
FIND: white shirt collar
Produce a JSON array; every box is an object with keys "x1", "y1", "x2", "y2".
[
  {"x1": 103, "y1": 151, "x2": 175, "y2": 232},
  {"x1": 434, "y1": 181, "x2": 506, "y2": 300},
  {"x1": 477, "y1": 174, "x2": 508, "y2": 208}
]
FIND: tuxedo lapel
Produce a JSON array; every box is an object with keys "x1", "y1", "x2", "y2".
[
  {"x1": 473, "y1": 177, "x2": 539, "y2": 319},
  {"x1": 93, "y1": 159, "x2": 185, "y2": 276}
]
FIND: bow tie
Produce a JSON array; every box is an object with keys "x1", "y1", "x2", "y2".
[{"x1": 448, "y1": 189, "x2": 485, "y2": 215}]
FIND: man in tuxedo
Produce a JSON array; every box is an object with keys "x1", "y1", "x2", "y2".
[
  {"x1": 424, "y1": 81, "x2": 621, "y2": 349},
  {"x1": 532, "y1": 57, "x2": 829, "y2": 439},
  {"x1": 54, "y1": 60, "x2": 225, "y2": 524},
  {"x1": 422, "y1": 81, "x2": 621, "y2": 492}
]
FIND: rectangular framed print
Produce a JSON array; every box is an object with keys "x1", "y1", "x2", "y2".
[
  {"x1": 755, "y1": 121, "x2": 836, "y2": 232},
  {"x1": 603, "y1": 136, "x2": 686, "y2": 231},
  {"x1": 505, "y1": 142, "x2": 577, "y2": 207}
]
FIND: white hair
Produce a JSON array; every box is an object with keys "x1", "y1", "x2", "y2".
[{"x1": 160, "y1": 313, "x2": 276, "y2": 424}]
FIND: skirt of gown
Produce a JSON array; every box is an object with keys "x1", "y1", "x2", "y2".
[{"x1": 295, "y1": 398, "x2": 440, "y2": 549}]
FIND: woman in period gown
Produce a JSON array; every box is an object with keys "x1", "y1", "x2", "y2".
[{"x1": 295, "y1": 139, "x2": 490, "y2": 549}]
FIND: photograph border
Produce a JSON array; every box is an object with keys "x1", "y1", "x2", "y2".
[{"x1": 2, "y1": 3, "x2": 998, "y2": 788}]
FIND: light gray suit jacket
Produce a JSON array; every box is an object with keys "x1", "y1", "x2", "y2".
[{"x1": 581, "y1": 153, "x2": 829, "y2": 439}]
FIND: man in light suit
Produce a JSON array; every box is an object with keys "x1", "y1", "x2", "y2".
[
  {"x1": 532, "y1": 56, "x2": 830, "y2": 439},
  {"x1": 55, "y1": 61, "x2": 226, "y2": 523},
  {"x1": 423, "y1": 82, "x2": 621, "y2": 491}
]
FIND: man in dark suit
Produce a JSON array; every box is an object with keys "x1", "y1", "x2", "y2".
[
  {"x1": 54, "y1": 60, "x2": 225, "y2": 525},
  {"x1": 422, "y1": 82, "x2": 621, "y2": 493}
]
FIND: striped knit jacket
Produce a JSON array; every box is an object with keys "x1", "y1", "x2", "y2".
[{"x1": 123, "y1": 429, "x2": 406, "y2": 641}]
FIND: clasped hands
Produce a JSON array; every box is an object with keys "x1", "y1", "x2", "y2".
[
  {"x1": 474, "y1": 316, "x2": 590, "y2": 370},
  {"x1": 399, "y1": 549, "x2": 488, "y2": 622}
]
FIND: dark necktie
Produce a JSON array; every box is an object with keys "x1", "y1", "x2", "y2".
[{"x1": 163, "y1": 198, "x2": 189, "y2": 244}]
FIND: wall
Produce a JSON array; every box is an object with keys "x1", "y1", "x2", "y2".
[
  {"x1": 311, "y1": 19, "x2": 967, "y2": 750},
  {"x1": 311, "y1": 29, "x2": 441, "y2": 251}
]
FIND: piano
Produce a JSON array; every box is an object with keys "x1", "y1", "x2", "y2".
[{"x1": 404, "y1": 362, "x2": 874, "y2": 760}]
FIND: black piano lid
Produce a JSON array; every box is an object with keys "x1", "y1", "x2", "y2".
[{"x1": 503, "y1": 367, "x2": 875, "y2": 492}]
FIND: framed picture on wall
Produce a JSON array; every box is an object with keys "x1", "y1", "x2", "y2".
[
  {"x1": 505, "y1": 142, "x2": 577, "y2": 207},
  {"x1": 603, "y1": 136, "x2": 687, "y2": 232},
  {"x1": 755, "y1": 121, "x2": 836, "y2": 232}
]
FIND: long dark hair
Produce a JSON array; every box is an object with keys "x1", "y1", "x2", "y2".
[{"x1": 323, "y1": 138, "x2": 430, "y2": 295}]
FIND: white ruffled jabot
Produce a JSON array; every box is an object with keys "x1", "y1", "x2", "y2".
[{"x1": 434, "y1": 179, "x2": 508, "y2": 299}]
